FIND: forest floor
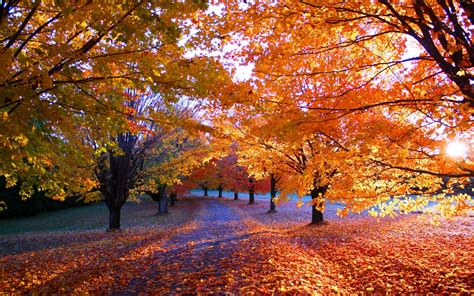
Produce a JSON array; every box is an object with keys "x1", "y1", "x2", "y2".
[{"x1": 0, "y1": 195, "x2": 472, "y2": 294}]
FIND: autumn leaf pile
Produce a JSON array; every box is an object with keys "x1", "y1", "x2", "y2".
[
  {"x1": 0, "y1": 196, "x2": 472, "y2": 294},
  {"x1": 235, "y1": 200, "x2": 473, "y2": 294}
]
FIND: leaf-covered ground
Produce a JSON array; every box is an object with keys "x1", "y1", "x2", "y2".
[{"x1": 0, "y1": 196, "x2": 472, "y2": 294}]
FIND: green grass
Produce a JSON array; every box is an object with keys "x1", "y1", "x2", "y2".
[
  {"x1": 0, "y1": 197, "x2": 171, "y2": 235},
  {"x1": 0, "y1": 203, "x2": 109, "y2": 235}
]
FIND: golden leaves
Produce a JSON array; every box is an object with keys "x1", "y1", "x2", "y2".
[{"x1": 0, "y1": 0, "x2": 231, "y2": 203}]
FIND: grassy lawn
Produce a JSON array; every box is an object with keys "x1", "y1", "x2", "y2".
[
  {"x1": 0, "y1": 203, "x2": 107, "y2": 235},
  {"x1": 0, "y1": 198, "x2": 167, "y2": 235}
]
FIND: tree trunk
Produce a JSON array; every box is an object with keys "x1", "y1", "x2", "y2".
[
  {"x1": 96, "y1": 132, "x2": 138, "y2": 232},
  {"x1": 203, "y1": 186, "x2": 208, "y2": 196},
  {"x1": 310, "y1": 186, "x2": 328, "y2": 224},
  {"x1": 234, "y1": 191, "x2": 239, "y2": 200},
  {"x1": 158, "y1": 185, "x2": 168, "y2": 214},
  {"x1": 248, "y1": 177, "x2": 255, "y2": 204},
  {"x1": 170, "y1": 193, "x2": 177, "y2": 206},
  {"x1": 268, "y1": 173, "x2": 277, "y2": 213},
  {"x1": 107, "y1": 203, "x2": 122, "y2": 230},
  {"x1": 218, "y1": 185, "x2": 223, "y2": 198},
  {"x1": 248, "y1": 188, "x2": 255, "y2": 204},
  {"x1": 149, "y1": 192, "x2": 161, "y2": 214},
  {"x1": 102, "y1": 173, "x2": 129, "y2": 231},
  {"x1": 159, "y1": 193, "x2": 168, "y2": 214}
]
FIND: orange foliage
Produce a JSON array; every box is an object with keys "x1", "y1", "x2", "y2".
[{"x1": 199, "y1": 0, "x2": 473, "y2": 217}]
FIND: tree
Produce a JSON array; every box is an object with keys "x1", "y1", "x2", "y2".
[
  {"x1": 214, "y1": 0, "x2": 472, "y2": 174},
  {"x1": 247, "y1": 177, "x2": 255, "y2": 205},
  {"x1": 268, "y1": 173, "x2": 279, "y2": 213},
  {"x1": 145, "y1": 184, "x2": 168, "y2": 215},
  {"x1": 212, "y1": 113, "x2": 328, "y2": 217},
  {"x1": 0, "y1": 0, "x2": 230, "y2": 205},
  {"x1": 186, "y1": 152, "x2": 243, "y2": 198},
  {"x1": 214, "y1": 150, "x2": 270, "y2": 204},
  {"x1": 96, "y1": 92, "x2": 211, "y2": 229},
  {"x1": 213, "y1": 151, "x2": 249, "y2": 199},
  {"x1": 95, "y1": 93, "x2": 171, "y2": 229},
  {"x1": 188, "y1": 160, "x2": 217, "y2": 196},
  {"x1": 200, "y1": 0, "x2": 473, "y2": 218},
  {"x1": 167, "y1": 172, "x2": 207, "y2": 202},
  {"x1": 139, "y1": 118, "x2": 210, "y2": 216}
]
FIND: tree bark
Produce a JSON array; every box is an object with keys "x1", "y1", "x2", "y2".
[
  {"x1": 218, "y1": 185, "x2": 223, "y2": 198},
  {"x1": 248, "y1": 188, "x2": 255, "y2": 204},
  {"x1": 234, "y1": 191, "x2": 239, "y2": 200},
  {"x1": 96, "y1": 132, "x2": 138, "y2": 231},
  {"x1": 159, "y1": 193, "x2": 168, "y2": 214},
  {"x1": 158, "y1": 184, "x2": 168, "y2": 214},
  {"x1": 148, "y1": 192, "x2": 162, "y2": 214},
  {"x1": 101, "y1": 174, "x2": 129, "y2": 231},
  {"x1": 310, "y1": 185, "x2": 328, "y2": 224},
  {"x1": 248, "y1": 177, "x2": 255, "y2": 204},
  {"x1": 268, "y1": 173, "x2": 277, "y2": 213},
  {"x1": 107, "y1": 203, "x2": 122, "y2": 230},
  {"x1": 203, "y1": 186, "x2": 208, "y2": 196},
  {"x1": 170, "y1": 192, "x2": 177, "y2": 206}
]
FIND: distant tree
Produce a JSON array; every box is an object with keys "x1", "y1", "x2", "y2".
[
  {"x1": 139, "y1": 123, "x2": 210, "y2": 215},
  {"x1": 268, "y1": 173, "x2": 279, "y2": 213}
]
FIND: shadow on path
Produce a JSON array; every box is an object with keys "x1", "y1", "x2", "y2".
[{"x1": 120, "y1": 198, "x2": 265, "y2": 293}]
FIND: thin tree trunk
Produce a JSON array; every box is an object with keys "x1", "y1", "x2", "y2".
[
  {"x1": 248, "y1": 177, "x2": 255, "y2": 204},
  {"x1": 170, "y1": 193, "x2": 177, "y2": 206},
  {"x1": 310, "y1": 186, "x2": 327, "y2": 224},
  {"x1": 248, "y1": 188, "x2": 255, "y2": 204},
  {"x1": 158, "y1": 185, "x2": 168, "y2": 214},
  {"x1": 268, "y1": 173, "x2": 277, "y2": 213},
  {"x1": 234, "y1": 191, "x2": 238, "y2": 200},
  {"x1": 218, "y1": 185, "x2": 223, "y2": 198},
  {"x1": 203, "y1": 187, "x2": 208, "y2": 196},
  {"x1": 159, "y1": 193, "x2": 169, "y2": 214},
  {"x1": 156, "y1": 198, "x2": 161, "y2": 214}
]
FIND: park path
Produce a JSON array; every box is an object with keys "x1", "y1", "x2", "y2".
[{"x1": 120, "y1": 197, "x2": 270, "y2": 294}]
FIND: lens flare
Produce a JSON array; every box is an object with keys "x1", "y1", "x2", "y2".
[{"x1": 446, "y1": 141, "x2": 467, "y2": 158}]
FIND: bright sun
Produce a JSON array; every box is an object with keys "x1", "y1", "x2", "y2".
[{"x1": 446, "y1": 141, "x2": 468, "y2": 158}]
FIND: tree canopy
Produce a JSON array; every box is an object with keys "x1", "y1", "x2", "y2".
[
  {"x1": 0, "y1": 0, "x2": 227, "y2": 199},
  {"x1": 1, "y1": 0, "x2": 472, "y2": 220},
  {"x1": 200, "y1": 0, "x2": 473, "y2": 217}
]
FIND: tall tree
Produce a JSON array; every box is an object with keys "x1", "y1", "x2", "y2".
[
  {"x1": 201, "y1": 0, "x2": 473, "y2": 217},
  {"x1": 96, "y1": 93, "x2": 211, "y2": 230},
  {"x1": 95, "y1": 93, "x2": 165, "y2": 229},
  {"x1": 0, "y1": 0, "x2": 229, "y2": 204}
]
